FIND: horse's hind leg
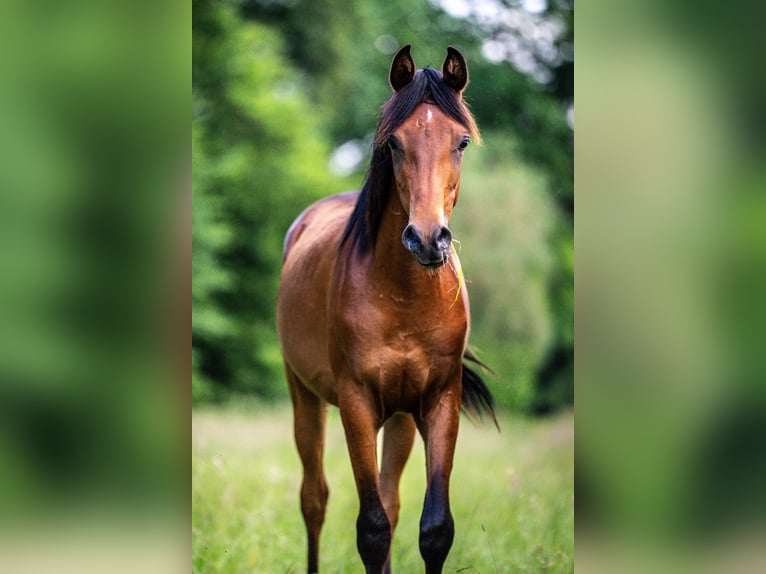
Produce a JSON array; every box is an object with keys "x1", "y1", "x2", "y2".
[
  {"x1": 287, "y1": 367, "x2": 329, "y2": 574},
  {"x1": 379, "y1": 412, "x2": 416, "y2": 574}
]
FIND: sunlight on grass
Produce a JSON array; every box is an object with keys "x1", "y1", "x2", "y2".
[{"x1": 192, "y1": 405, "x2": 573, "y2": 573}]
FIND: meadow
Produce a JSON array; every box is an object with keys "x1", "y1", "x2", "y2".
[{"x1": 192, "y1": 404, "x2": 573, "y2": 573}]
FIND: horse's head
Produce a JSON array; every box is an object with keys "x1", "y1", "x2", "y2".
[
  {"x1": 385, "y1": 46, "x2": 477, "y2": 269},
  {"x1": 340, "y1": 46, "x2": 479, "y2": 263}
]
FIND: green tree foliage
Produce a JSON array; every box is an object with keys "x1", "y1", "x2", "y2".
[{"x1": 192, "y1": 0, "x2": 341, "y2": 402}]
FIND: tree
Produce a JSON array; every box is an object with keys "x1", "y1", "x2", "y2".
[{"x1": 192, "y1": 0, "x2": 341, "y2": 402}]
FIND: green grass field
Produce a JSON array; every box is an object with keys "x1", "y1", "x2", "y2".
[{"x1": 192, "y1": 404, "x2": 573, "y2": 573}]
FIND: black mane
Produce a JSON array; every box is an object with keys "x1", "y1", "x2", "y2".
[{"x1": 339, "y1": 67, "x2": 479, "y2": 254}]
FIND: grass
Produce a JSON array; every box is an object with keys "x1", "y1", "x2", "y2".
[{"x1": 192, "y1": 403, "x2": 573, "y2": 573}]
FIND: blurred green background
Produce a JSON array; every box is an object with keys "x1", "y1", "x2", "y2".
[
  {"x1": 192, "y1": 0, "x2": 574, "y2": 414},
  {"x1": 0, "y1": 1, "x2": 188, "y2": 572},
  {"x1": 577, "y1": 0, "x2": 766, "y2": 571}
]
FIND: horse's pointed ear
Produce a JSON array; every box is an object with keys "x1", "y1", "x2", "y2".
[
  {"x1": 442, "y1": 46, "x2": 468, "y2": 94},
  {"x1": 389, "y1": 45, "x2": 416, "y2": 92}
]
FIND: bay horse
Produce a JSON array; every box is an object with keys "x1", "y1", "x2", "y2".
[{"x1": 276, "y1": 45, "x2": 497, "y2": 574}]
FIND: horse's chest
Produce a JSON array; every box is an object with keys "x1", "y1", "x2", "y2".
[
  {"x1": 352, "y1": 342, "x2": 454, "y2": 414},
  {"x1": 367, "y1": 339, "x2": 437, "y2": 381},
  {"x1": 329, "y1": 268, "x2": 468, "y2": 402},
  {"x1": 336, "y1": 302, "x2": 465, "y2": 393}
]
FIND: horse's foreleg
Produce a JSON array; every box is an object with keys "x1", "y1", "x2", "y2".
[
  {"x1": 287, "y1": 369, "x2": 329, "y2": 574},
  {"x1": 418, "y1": 386, "x2": 461, "y2": 574},
  {"x1": 380, "y1": 412, "x2": 416, "y2": 574},
  {"x1": 338, "y1": 388, "x2": 390, "y2": 574}
]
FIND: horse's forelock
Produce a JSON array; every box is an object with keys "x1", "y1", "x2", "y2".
[{"x1": 375, "y1": 68, "x2": 479, "y2": 148}]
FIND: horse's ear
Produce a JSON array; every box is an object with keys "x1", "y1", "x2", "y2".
[
  {"x1": 389, "y1": 45, "x2": 416, "y2": 92},
  {"x1": 442, "y1": 46, "x2": 468, "y2": 93}
]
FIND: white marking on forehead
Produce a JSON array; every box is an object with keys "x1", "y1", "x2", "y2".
[{"x1": 416, "y1": 108, "x2": 433, "y2": 128}]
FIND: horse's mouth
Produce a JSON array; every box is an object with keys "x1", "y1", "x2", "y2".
[{"x1": 416, "y1": 254, "x2": 448, "y2": 269}]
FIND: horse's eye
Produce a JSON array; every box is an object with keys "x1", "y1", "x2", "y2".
[
  {"x1": 387, "y1": 136, "x2": 401, "y2": 152},
  {"x1": 457, "y1": 137, "x2": 470, "y2": 151}
]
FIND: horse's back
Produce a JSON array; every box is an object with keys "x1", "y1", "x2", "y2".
[
  {"x1": 282, "y1": 191, "x2": 358, "y2": 261},
  {"x1": 277, "y1": 191, "x2": 359, "y2": 405}
]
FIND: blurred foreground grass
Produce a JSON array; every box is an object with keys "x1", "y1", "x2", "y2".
[{"x1": 192, "y1": 404, "x2": 573, "y2": 573}]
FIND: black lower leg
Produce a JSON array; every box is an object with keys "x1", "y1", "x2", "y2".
[
  {"x1": 357, "y1": 491, "x2": 392, "y2": 573},
  {"x1": 419, "y1": 476, "x2": 454, "y2": 574},
  {"x1": 307, "y1": 537, "x2": 318, "y2": 574}
]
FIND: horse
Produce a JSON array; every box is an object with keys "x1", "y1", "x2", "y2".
[{"x1": 276, "y1": 45, "x2": 497, "y2": 574}]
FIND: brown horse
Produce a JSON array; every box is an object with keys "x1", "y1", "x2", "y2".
[{"x1": 276, "y1": 45, "x2": 497, "y2": 574}]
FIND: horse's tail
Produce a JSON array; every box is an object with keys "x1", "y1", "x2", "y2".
[{"x1": 461, "y1": 348, "x2": 500, "y2": 431}]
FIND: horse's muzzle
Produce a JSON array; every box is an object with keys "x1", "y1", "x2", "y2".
[{"x1": 402, "y1": 224, "x2": 451, "y2": 268}]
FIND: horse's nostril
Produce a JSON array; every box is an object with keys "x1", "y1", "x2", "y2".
[
  {"x1": 434, "y1": 226, "x2": 452, "y2": 251},
  {"x1": 402, "y1": 225, "x2": 422, "y2": 252}
]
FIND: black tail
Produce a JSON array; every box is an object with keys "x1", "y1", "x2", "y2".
[{"x1": 461, "y1": 348, "x2": 500, "y2": 431}]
